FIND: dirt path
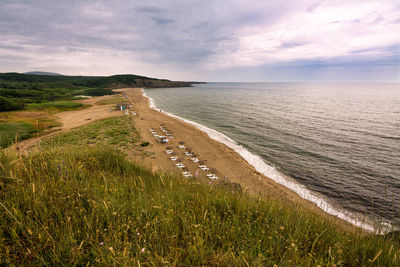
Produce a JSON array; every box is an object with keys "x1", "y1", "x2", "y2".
[{"x1": 15, "y1": 95, "x2": 124, "y2": 152}]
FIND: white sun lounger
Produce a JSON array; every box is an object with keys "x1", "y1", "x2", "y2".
[
  {"x1": 170, "y1": 156, "x2": 177, "y2": 161},
  {"x1": 182, "y1": 171, "x2": 192, "y2": 177},
  {"x1": 178, "y1": 145, "x2": 185, "y2": 149},
  {"x1": 176, "y1": 163, "x2": 185, "y2": 168},
  {"x1": 191, "y1": 158, "x2": 199, "y2": 163},
  {"x1": 184, "y1": 152, "x2": 192, "y2": 156}
]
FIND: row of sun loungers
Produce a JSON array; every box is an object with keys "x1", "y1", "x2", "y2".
[
  {"x1": 160, "y1": 125, "x2": 174, "y2": 139},
  {"x1": 167, "y1": 147, "x2": 217, "y2": 180},
  {"x1": 154, "y1": 125, "x2": 219, "y2": 180},
  {"x1": 168, "y1": 156, "x2": 192, "y2": 177},
  {"x1": 149, "y1": 127, "x2": 174, "y2": 143}
]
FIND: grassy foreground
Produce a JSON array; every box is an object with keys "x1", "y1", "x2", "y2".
[{"x1": 1, "y1": 118, "x2": 399, "y2": 265}]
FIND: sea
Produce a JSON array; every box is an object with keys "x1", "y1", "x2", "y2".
[{"x1": 144, "y1": 82, "x2": 400, "y2": 233}]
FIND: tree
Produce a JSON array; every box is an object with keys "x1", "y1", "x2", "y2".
[{"x1": 0, "y1": 96, "x2": 25, "y2": 111}]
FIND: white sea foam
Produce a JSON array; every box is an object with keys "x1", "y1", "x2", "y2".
[{"x1": 142, "y1": 89, "x2": 394, "y2": 234}]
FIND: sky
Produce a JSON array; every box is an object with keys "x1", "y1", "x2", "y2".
[{"x1": 0, "y1": 0, "x2": 399, "y2": 82}]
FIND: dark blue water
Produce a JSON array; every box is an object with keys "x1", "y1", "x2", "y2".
[{"x1": 145, "y1": 83, "x2": 400, "y2": 231}]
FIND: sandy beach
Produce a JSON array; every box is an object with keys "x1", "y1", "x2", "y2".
[
  {"x1": 121, "y1": 88, "x2": 358, "y2": 231},
  {"x1": 14, "y1": 87, "x2": 358, "y2": 231}
]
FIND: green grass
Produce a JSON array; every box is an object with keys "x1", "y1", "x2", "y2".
[
  {"x1": 38, "y1": 116, "x2": 139, "y2": 150},
  {"x1": 1, "y1": 116, "x2": 399, "y2": 265},
  {"x1": 0, "y1": 147, "x2": 399, "y2": 265},
  {"x1": 26, "y1": 101, "x2": 84, "y2": 112},
  {"x1": 0, "y1": 122, "x2": 36, "y2": 148}
]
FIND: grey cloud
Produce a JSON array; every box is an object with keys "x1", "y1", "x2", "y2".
[
  {"x1": 151, "y1": 17, "x2": 175, "y2": 25},
  {"x1": 136, "y1": 6, "x2": 165, "y2": 13},
  {"x1": 0, "y1": 0, "x2": 300, "y2": 68},
  {"x1": 0, "y1": 0, "x2": 398, "y2": 81},
  {"x1": 280, "y1": 41, "x2": 304, "y2": 48}
]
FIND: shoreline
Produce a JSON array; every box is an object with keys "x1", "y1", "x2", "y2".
[
  {"x1": 124, "y1": 88, "x2": 374, "y2": 234},
  {"x1": 142, "y1": 89, "x2": 389, "y2": 234}
]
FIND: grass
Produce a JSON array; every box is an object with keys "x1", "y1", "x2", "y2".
[
  {"x1": 95, "y1": 95, "x2": 125, "y2": 105},
  {"x1": 26, "y1": 101, "x2": 84, "y2": 112},
  {"x1": 0, "y1": 99, "x2": 85, "y2": 148},
  {"x1": 0, "y1": 122, "x2": 36, "y2": 148},
  {"x1": 38, "y1": 116, "x2": 139, "y2": 150},
  {"x1": 1, "y1": 116, "x2": 399, "y2": 265},
  {"x1": 0, "y1": 111, "x2": 61, "y2": 148}
]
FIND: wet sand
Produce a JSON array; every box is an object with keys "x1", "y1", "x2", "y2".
[{"x1": 122, "y1": 88, "x2": 360, "y2": 232}]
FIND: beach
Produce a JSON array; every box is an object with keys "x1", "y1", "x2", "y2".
[{"x1": 122, "y1": 87, "x2": 359, "y2": 231}]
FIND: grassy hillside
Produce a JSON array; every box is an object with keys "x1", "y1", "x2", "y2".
[
  {"x1": 1, "y1": 116, "x2": 399, "y2": 265},
  {"x1": 0, "y1": 73, "x2": 192, "y2": 112},
  {"x1": 0, "y1": 72, "x2": 193, "y2": 149}
]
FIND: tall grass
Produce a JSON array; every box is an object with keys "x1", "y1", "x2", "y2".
[
  {"x1": 1, "y1": 116, "x2": 399, "y2": 265},
  {"x1": 0, "y1": 122, "x2": 35, "y2": 148},
  {"x1": 0, "y1": 146, "x2": 399, "y2": 265}
]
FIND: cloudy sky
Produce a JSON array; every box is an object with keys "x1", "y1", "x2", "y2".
[{"x1": 0, "y1": 0, "x2": 399, "y2": 82}]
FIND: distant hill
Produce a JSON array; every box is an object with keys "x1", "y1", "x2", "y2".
[
  {"x1": 1, "y1": 73, "x2": 193, "y2": 88},
  {"x1": 0, "y1": 72, "x2": 195, "y2": 111},
  {"x1": 24, "y1": 71, "x2": 63, "y2": 76}
]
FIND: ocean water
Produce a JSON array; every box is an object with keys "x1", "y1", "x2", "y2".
[{"x1": 144, "y1": 83, "x2": 400, "y2": 233}]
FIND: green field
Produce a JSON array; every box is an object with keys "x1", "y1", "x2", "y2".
[
  {"x1": 26, "y1": 101, "x2": 84, "y2": 111},
  {"x1": 0, "y1": 117, "x2": 399, "y2": 265},
  {"x1": 0, "y1": 122, "x2": 36, "y2": 148},
  {"x1": 38, "y1": 116, "x2": 139, "y2": 149}
]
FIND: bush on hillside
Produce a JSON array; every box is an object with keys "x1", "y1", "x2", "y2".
[{"x1": 0, "y1": 96, "x2": 25, "y2": 111}]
